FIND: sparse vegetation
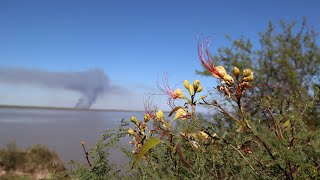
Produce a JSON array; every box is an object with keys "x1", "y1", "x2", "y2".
[{"x1": 0, "y1": 142, "x2": 67, "y2": 179}]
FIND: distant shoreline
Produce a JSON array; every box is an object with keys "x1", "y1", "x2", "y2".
[{"x1": 0, "y1": 104, "x2": 145, "y2": 113}]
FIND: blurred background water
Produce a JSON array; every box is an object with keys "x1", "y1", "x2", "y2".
[{"x1": 0, "y1": 107, "x2": 144, "y2": 167}]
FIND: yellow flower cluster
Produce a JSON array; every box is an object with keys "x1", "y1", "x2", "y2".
[{"x1": 212, "y1": 65, "x2": 254, "y2": 87}]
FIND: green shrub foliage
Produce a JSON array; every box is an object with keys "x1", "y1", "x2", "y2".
[{"x1": 72, "y1": 19, "x2": 320, "y2": 179}]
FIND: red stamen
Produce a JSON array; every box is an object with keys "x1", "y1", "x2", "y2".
[
  {"x1": 197, "y1": 37, "x2": 220, "y2": 77},
  {"x1": 144, "y1": 96, "x2": 155, "y2": 119}
]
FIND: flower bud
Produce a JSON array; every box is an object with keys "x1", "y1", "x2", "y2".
[
  {"x1": 156, "y1": 110, "x2": 164, "y2": 119},
  {"x1": 128, "y1": 128, "x2": 135, "y2": 136},
  {"x1": 232, "y1": 67, "x2": 240, "y2": 78},
  {"x1": 183, "y1": 80, "x2": 190, "y2": 90},
  {"x1": 223, "y1": 74, "x2": 234, "y2": 86},
  {"x1": 130, "y1": 116, "x2": 138, "y2": 125},
  {"x1": 196, "y1": 86, "x2": 203, "y2": 93},
  {"x1": 144, "y1": 114, "x2": 150, "y2": 123},
  {"x1": 215, "y1": 66, "x2": 227, "y2": 78},
  {"x1": 193, "y1": 80, "x2": 200, "y2": 91},
  {"x1": 188, "y1": 85, "x2": 194, "y2": 96},
  {"x1": 243, "y1": 73, "x2": 254, "y2": 82},
  {"x1": 243, "y1": 69, "x2": 252, "y2": 77}
]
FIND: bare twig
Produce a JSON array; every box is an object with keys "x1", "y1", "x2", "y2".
[{"x1": 80, "y1": 140, "x2": 92, "y2": 168}]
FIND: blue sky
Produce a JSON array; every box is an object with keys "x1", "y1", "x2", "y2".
[{"x1": 0, "y1": 0, "x2": 319, "y2": 110}]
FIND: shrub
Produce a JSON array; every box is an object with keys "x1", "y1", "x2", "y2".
[{"x1": 72, "y1": 20, "x2": 319, "y2": 179}]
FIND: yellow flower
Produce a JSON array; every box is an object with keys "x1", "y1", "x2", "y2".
[
  {"x1": 173, "y1": 108, "x2": 187, "y2": 120},
  {"x1": 173, "y1": 89, "x2": 185, "y2": 98},
  {"x1": 156, "y1": 110, "x2": 164, "y2": 119}
]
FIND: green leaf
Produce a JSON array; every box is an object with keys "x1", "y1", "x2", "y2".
[{"x1": 134, "y1": 137, "x2": 161, "y2": 164}]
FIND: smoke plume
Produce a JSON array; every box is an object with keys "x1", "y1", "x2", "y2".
[{"x1": 0, "y1": 67, "x2": 125, "y2": 108}]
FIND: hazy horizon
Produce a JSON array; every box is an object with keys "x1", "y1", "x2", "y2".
[{"x1": 1, "y1": 1, "x2": 319, "y2": 111}]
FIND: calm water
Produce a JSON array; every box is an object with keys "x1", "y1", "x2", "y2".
[{"x1": 0, "y1": 108, "x2": 144, "y2": 167}]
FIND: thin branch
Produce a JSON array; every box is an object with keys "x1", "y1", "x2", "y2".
[
  {"x1": 201, "y1": 99, "x2": 244, "y2": 126},
  {"x1": 80, "y1": 140, "x2": 92, "y2": 168},
  {"x1": 202, "y1": 130, "x2": 259, "y2": 176}
]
